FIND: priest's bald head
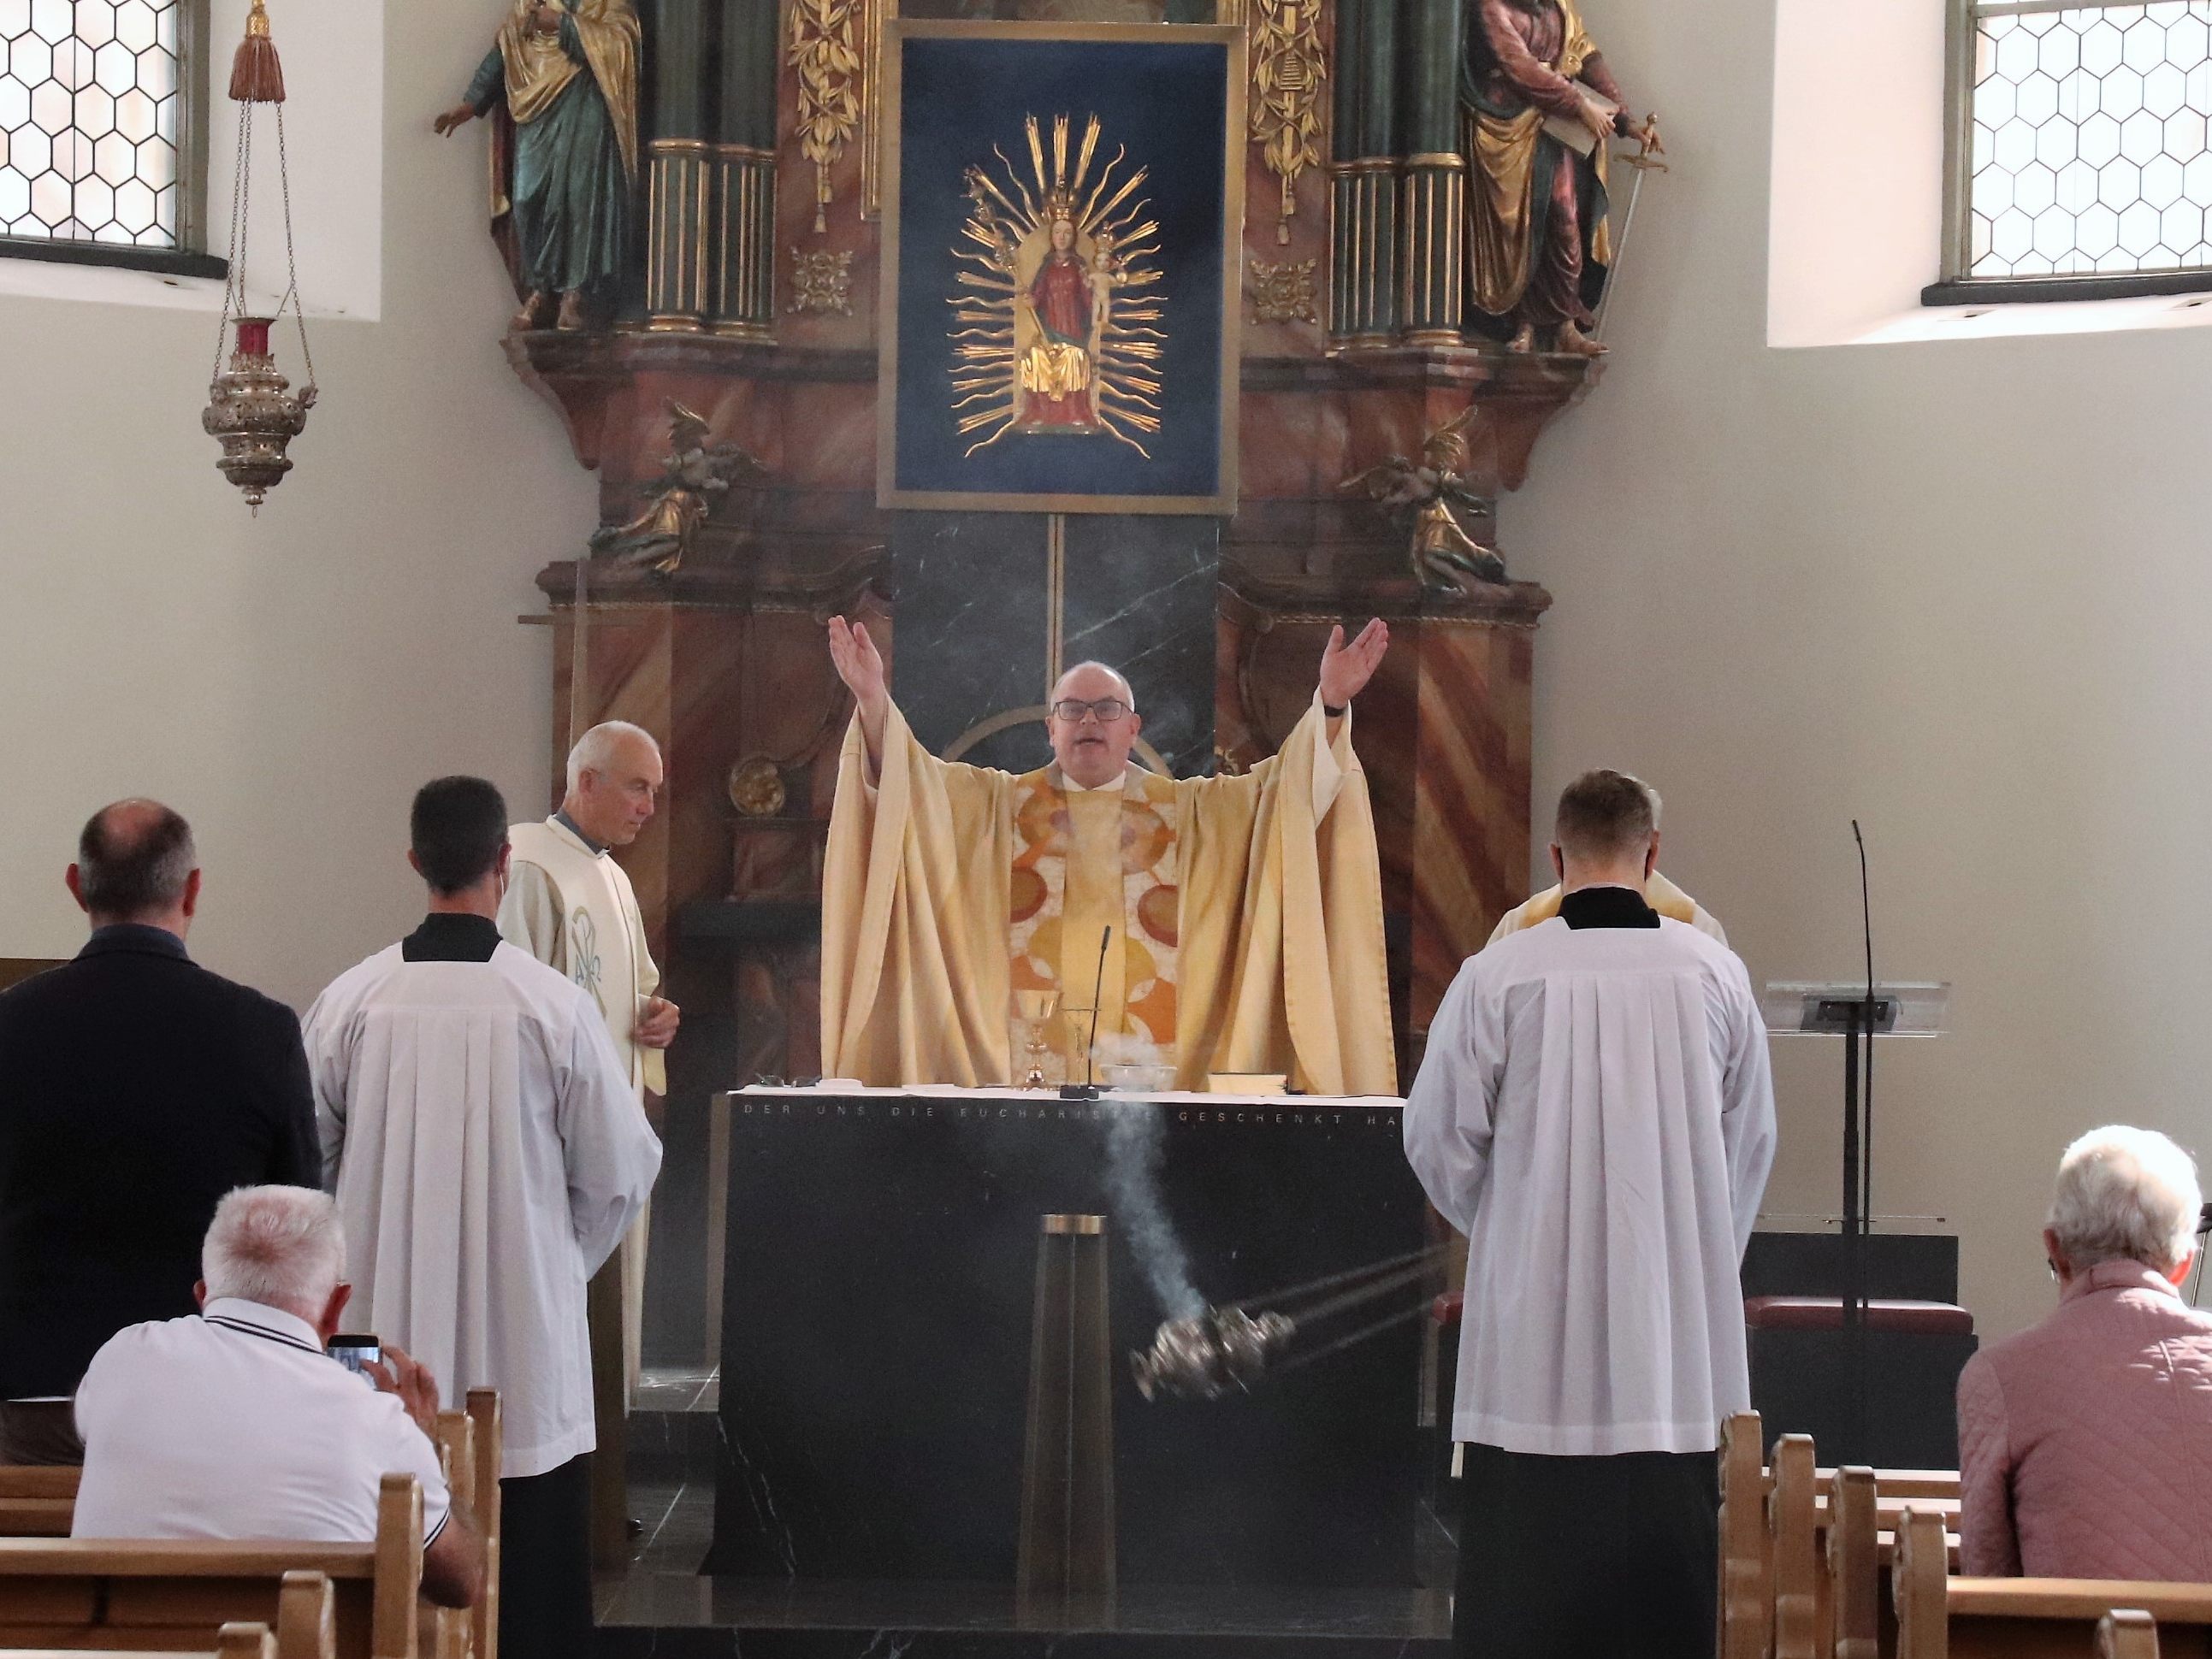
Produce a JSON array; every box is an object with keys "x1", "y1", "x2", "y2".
[
  {"x1": 1548, "y1": 769, "x2": 1661, "y2": 892},
  {"x1": 67, "y1": 799, "x2": 200, "y2": 937},
  {"x1": 564, "y1": 720, "x2": 664, "y2": 848},
  {"x1": 1046, "y1": 661, "x2": 1142, "y2": 791}
]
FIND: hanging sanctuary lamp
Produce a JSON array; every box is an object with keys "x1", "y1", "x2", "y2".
[{"x1": 202, "y1": 0, "x2": 316, "y2": 512}]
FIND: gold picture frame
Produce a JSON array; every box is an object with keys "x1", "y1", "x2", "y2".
[{"x1": 877, "y1": 21, "x2": 1246, "y2": 516}]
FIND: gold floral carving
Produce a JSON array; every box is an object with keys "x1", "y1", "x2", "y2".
[
  {"x1": 789, "y1": 248, "x2": 855, "y2": 315},
  {"x1": 1249, "y1": 0, "x2": 1327, "y2": 244},
  {"x1": 1248, "y1": 257, "x2": 1317, "y2": 324},
  {"x1": 788, "y1": 0, "x2": 863, "y2": 233}
]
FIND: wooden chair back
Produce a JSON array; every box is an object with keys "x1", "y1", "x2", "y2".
[
  {"x1": 1719, "y1": 1411, "x2": 1771, "y2": 1659},
  {"x1": 0, "y1": 1473, "x2": 422, "y2": 1659}
]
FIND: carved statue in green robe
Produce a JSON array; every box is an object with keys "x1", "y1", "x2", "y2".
[{"x1": 435, "y1": 0, "x2": 641, "y2": 333}]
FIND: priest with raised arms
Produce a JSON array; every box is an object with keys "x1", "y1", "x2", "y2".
[{"x1": 820, "y1": 617, "x2": 1398, "y2": 1095}]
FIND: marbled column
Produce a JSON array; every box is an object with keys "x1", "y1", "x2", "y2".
[
  {"x1": 1394, "y1": 0, "x2": 1463, "y2": 342},
  {"x1": 647, "y1": 143, "x2": 713, "y2": 328},
  {"x1": 1397, "y1": 154, "x2": 1464, "y2": 342},
  {"x1": 710, "y1": 147, "x2": 776, "y2": 334},
  {"x1": 712, "y1": 0, "x2": 778, "y2": 335},
  {"x1": 646, "y1": 0, "x2": 713, "y2": 328},
  {"x1": 1328, "y1": 0, "x2": 1399, "y2": 345},
  {"x1": 1406, "y1": 612, "x2": 1536, "y2": 1032},
  {"x1": 1215, "y1": 587, "x2": 1549, "y2": 1072},
  {"x1": 544, "y1": 574, "x2": 856, "y2": 1367}
]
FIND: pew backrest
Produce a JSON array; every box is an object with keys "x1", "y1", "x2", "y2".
[
  {"x1": 1826, "y1": 1466, "x2": 1879, "y2": 1659},
  {"x1": 0, "y1": 1465, "x2": 80, "y2": 1537},
  {"x1": 1771, "y1": 1434, "x2": 1820, "y2": 1659},
  {"x1": 0, "y1": 1472, "x2": 422, "y2": 1659},
  {"x1": 464, "y1": 1389, "x2": 499, "y2": 1659},
  {"x1": 2100, "y1": 1609, "x2": 2161, "y2": 1659},
  {"x1": 1719, "y1": 1411, "x2": 1771, "y2": 1659}
]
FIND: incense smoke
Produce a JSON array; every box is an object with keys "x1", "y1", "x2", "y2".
[{"x1": 1104, "y1": 1104, "x2": 1204, "y2": 1321}]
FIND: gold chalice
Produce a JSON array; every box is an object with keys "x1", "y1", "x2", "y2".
[{"x1": 1014, "y1": 989, "x2": 1060, "y2": 1089}]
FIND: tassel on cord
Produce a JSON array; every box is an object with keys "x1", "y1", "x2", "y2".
[{"x1": 228, "y1": 0, "x2": 286, "y2": 103}]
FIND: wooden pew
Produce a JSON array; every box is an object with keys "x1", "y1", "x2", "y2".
[
  {"x1": 3, "y1": 1626, "x2": 293, "y2": 1659},
  {"x1": 1718, "y1": 1408, "x2": 1962, "y2": 1659},
  {"x1": 423, "y1": 1390, "x2": 501, "y2": 1659},
  {"x1": 464, "y1": 1389, "x2": 499, "y2": 1659},
  {"x1": 0, "y1": 1467, "x2": 78, "y2": 1538},
  {"x1": 1771, "y1": 1435, "x2": 1824, "y2": 1659},
  {"x1": 0, "y1": 1572, "x2": 333, "y2": 1659},
  {"x1": 0, "y1": 1473, "x2": 422, "y2": 1659},
  {"x1": 1720, "y1": 1411, "x2": 1772, "y2": 1659},
  {"x1": 0, "y1": 1390, "x2": 499, "y2": 1659},
  {"x1": 1893, "y1": 1507, "x2": 2212, "y2": 1659},
  {"x1": 2101, "y1": 1609, "x2": 2162, "y2": 1659}
]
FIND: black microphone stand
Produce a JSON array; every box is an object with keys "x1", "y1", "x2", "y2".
[
  {"x1": 1059, "y1": 926, "x2": 1113, "y2": 1101},
  {"x1": 1841, "y1": 822, "x2": 1878, "y2": 1462}
]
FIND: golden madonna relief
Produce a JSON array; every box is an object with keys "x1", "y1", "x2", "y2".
[{"x1": 948, "y1": 114, "x2": 1166, "y2": 458}]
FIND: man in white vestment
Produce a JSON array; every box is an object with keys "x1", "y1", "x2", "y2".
[
  {"x1": 1485, "y1": 778, "x2": 1727, "y2": 944},
  {"x1": 1405, "y1": 768, "x2": 1775, "y2": 1659},
  {"x1": 307, "y1": 776, "x2": 662, "y2": 1659},
  {"x1": 497, "y1": 719, "x2": 677, "y2": 1415}
]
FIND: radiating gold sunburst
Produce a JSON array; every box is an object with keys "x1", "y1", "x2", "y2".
[{"x1": 947, "y1": 112, "x2": 1166, "y2": 459}]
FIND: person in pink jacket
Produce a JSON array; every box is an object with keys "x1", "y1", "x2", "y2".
[{"x1": 1958, "y1": 1125, "x2": 2212, "y2": 1579}]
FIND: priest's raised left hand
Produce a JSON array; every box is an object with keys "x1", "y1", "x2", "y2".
[{"x1": 1317, "y1": 617, "x2": 1389, "y2": 711}]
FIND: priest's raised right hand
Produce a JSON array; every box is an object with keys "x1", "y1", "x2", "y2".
[{"x1": 827, "y1": 616, "x2": 891, "y2": 763}]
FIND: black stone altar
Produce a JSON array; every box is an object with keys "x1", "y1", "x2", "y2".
[{"x1": 709, "y1": 1089, "x2": 1428, "y2": 1589}]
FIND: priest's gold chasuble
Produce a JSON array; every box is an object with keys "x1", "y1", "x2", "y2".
[{"x1": 822, "y1": 698, "x2": 1397, "y2": 1095}]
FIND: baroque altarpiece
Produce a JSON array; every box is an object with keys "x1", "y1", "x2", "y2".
[{"x1": 464, "y1": 0, "x2": 1641, "y2": 1366}]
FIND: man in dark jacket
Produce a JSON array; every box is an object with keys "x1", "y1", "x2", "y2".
[{"x1": 0, "y1": 800, "x2": 320, "y2": 1462}]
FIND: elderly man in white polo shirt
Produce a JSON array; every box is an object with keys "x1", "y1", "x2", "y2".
[{"x1": 72, "y1": 1186, "x2": 485, "y2": 1610}]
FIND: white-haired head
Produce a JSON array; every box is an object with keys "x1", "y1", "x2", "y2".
[
  {"x1": 2046, "y1": 1126, "x2": 2203, "y2": 1277},
  {"x1": 565, "y1": 720, "x2": 661, "y2": 794},
  {"x1": 561, "y1": 721, "x2": 665, "y2": 848},
  {"x1": 202, "y1": 1186, "x2": 346, "y2": 1321}
]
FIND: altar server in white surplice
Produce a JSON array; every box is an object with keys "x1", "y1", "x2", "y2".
[
  {"x1": 1405, "y1": 768, "x2": 1775, "y2": 1659},
  {"x1": 497, "y1": 719, "x2": 678, "y2": 1407},
  {"x1": 306, "y1": 776, "x2": 661, "y2": 1659}
]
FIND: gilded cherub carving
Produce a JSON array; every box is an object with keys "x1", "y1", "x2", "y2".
[{"x1": 1340, "y1": 408, "x2": 1505, "y2": 592}]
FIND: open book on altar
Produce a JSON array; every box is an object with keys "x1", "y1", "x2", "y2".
[{"x1": 1544, "y1": 90, "x2": 1617, "y2": 156}]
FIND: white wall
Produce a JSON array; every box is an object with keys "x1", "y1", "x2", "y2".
[
  {"x1": 1520, "y1": 0, "x2": 2212, "y2": 1341},
  {"x1": 0, "y1": 0, "x2": 592, "y2": 1007}
]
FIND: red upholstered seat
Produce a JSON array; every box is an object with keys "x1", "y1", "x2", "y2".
[
  {"x1": 1743, "y1": 1295, "x2": 1973, "y2": 1336},
  {"x1": 1432, "y1": 1292, "x2": 1464, "y2": 1328}
]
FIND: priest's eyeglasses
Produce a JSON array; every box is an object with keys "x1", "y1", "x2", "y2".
[{"x1": 1050, "y1": 698, "x2": 1132, "y2": 724}]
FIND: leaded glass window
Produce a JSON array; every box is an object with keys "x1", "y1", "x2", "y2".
[
  {"x1": 0, "y1": 0, "x2": 204, "y2": 257},
  {"x1": 1939, "y1": 0, "x2": 2212, "y2": 299}
]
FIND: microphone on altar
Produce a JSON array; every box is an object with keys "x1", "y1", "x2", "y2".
[{"x1": 1060, "y1": 928, "x2": 1113, "y2": 1101}]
